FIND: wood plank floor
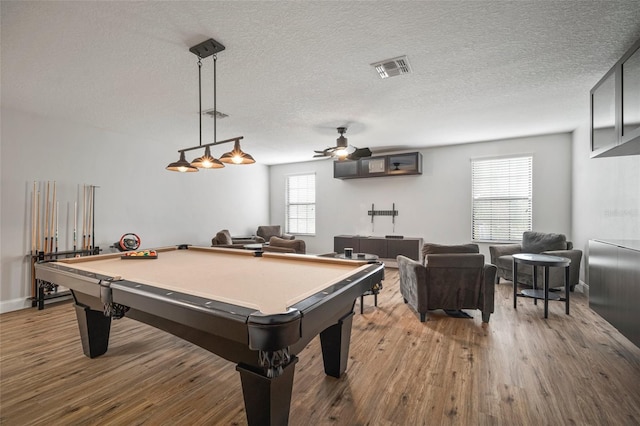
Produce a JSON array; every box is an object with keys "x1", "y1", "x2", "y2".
[{"x1": 2, "y1": 269, "x2": 640, "y2": 425}]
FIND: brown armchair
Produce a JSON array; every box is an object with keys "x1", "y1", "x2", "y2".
[
  {"x1": 256, "y1": 225, "x2": 294, "y2": 242},
  {"x1": 397, "y1": 243, "x2": 496, "y2": 323},
  {"x1": 262, "y1": 236, "x2": 306, "y2": 254},
  {"x1": 489, "y1": 231, "x2": 582, "y2": 291},
  {"x1": 211, "y1": 229, "x2": 265, "y2": 248}
]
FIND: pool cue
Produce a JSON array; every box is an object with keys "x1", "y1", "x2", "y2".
[
  {"x1": 36, "y1": 189, "x2": 41, "y2": 252},
  {"x1": 87, "y1": 185, "x2": 92, "y2": 250},
  {"x1": 91, "y1": 185, "x2": 95, "y2": 252},
  {"x1": 47, "y1": 199, "x2": 52, "y2": 253},
  {"x1": 49, "y1": 181, "x2": 56, "y2": 253},
  {"x1": 91, "y1": 185, "x2": 96, "y2": 251},
  {"x1": 82, "y1": 184, "x2": 87, "y2": 251},
  {"x1": 73, "y1": 199, "x2": 77, "y2": 251},
  {"x1": 85, "y1": 184, "x2": 89, "y2": 251},
  {"x1": 55, "y1": 201, "x2": 59, "y2": 252},
  {"x1": 85, "y1": 184, "x2": 90, "y2": 250},
  {"x1": 31, "y1": 182, "x2": 36, "y2": 255},
  {"x1": 87, "y1": 185, "x2": 93, "y2": 250},
  {"x1": 44, "y1": 181, "x2": 50, "y2": 254},
  {"x1": 92, "y1": 185, "x2": 97, "y2": 253}
]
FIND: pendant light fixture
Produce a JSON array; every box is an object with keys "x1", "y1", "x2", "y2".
[
  {"x1": 166, "y1": 151, "x2": 198, "y2": 172},
  {"x1": 220, "y1": 140, "x2": 256, "y2": 164},
  {"x1": 166, "y1": 38, "x2": 253, "y2": 172}
]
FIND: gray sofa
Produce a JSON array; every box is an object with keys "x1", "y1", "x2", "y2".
[
  {"x1": 211, "y1": 229, "x2": 264, "y2": 248},
  {"x1": 489, "y1": 231, "x2": 582, "y2": 291},
  {"x1": 397, "y1": 243, "x2": 497, "y2": 322}
]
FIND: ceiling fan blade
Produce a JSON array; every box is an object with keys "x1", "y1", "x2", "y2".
[{"x1": 348, "y1": 147, "x2": 372, "y2": 160}]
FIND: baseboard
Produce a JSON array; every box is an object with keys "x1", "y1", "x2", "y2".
[
  {"x1": 575, "y1": 280, "x2": 588, "y2": 297},
  {"x1": 0, "y1": 298, "x2": 31, "y2": 314}
]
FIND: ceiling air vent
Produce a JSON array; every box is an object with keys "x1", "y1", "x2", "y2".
[
  {"x1": 371, "y1": 56, "x2": 411, "y2": 79},
  {"x1": 202, "y1": 108, "x2": 229, "y2": 119}
]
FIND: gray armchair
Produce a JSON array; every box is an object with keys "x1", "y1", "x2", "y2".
[
  {"x1": 211, "y1": 229, "x2": 265, "y2": 248},
  {"x1": 256, "y1": 225, "x2": 294, "y2": 242},
  {"x1": 397, "y1": 243, "x2": 497, "y2": 323},
  {"x1": 489, "y1": 231, "x2": 582, "y2": 291}
]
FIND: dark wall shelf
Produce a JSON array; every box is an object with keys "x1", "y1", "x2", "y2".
[
  {"x1": 591, "y1": 37, "x2": 640, "y2": 158},
  {"x1": 334, "y1": 152, "x2": 422, "y2": 179}
]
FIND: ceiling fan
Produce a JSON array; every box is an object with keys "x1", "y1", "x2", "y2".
[{"x1": 313, "y1": 127, "x2": 373, "y2": 161}]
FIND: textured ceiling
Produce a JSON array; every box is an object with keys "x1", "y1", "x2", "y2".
[{"x1": 2, "y1": 1, "x2": 640, "y2": 165}]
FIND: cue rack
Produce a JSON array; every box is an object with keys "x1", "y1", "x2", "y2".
[{"x1": 29, "y1": 182, "x2": 100, "y2": 309}]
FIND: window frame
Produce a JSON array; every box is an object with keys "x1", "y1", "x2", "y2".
[
  {"x1": 471, "y1": 154, "x2": 533, "y2": 243},
  {"x1": 285, "y1": 172, "x2": 316, "y2": 236}
]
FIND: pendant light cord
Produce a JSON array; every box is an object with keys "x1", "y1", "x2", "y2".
[
  {"x1": 198, "y1": 57, "x2": 202, "y2": 147},
  {"x1": 213, "y1": 53, "x2": 217, "y2": 144}
]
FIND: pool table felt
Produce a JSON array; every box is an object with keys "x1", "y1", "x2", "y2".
[{"x1": 56, "y1": 247, "x2": 372, "y2": 314}]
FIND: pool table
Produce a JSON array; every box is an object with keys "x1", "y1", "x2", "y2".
[{"x1": 34, "y1": 245, "x2": 384, "y2": 425}]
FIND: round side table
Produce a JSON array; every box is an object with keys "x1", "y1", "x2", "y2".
[{"x1": 512, "y1": 253, "x2": 571, "y2": 318}]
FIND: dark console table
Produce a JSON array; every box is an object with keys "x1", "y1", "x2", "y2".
[
  {"x1": 589, "y1": 239, "x2": 640, "y2": 348},
  {"x1": 334, "y1": 235, "x2": 423, "y2": 262}
]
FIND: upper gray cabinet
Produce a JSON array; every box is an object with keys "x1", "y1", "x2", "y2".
[
  {"x1": 334, "y1": 152, "x2": 422, "y2": 179},
  {"x1": 591, "y1": 38, "x2": 640, "y2": 158}
]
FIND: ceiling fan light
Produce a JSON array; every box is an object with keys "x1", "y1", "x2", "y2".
[
  {"x1": 166, "y1": 151, "x2": 199, "y2": 172},
  {"x1": 334, "y1": 148, "x2": 349, "y2": 158}
]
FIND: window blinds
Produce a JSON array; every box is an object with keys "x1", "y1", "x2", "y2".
[
  {"x1": 472, "y1": 156, "x2": 532, "y2": 242},
  {"x1": 286, "y1": 174, "x2": 316, "y2": 234}
]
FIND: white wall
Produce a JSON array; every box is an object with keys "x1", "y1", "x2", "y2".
[
  {"x1": 0, "y1": 108, "x2": 269, "y2": 312},
  {"x1": 269, "y1": 133, "x2": 573, "y2": 259},
  {"x1": 572, "y1": 114, "x2": 640, "y2": 288}
]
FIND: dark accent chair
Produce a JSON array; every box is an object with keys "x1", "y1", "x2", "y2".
[
  {"x1": 397, "y1": 243, "x2": 497, "y2": 323},
  {"x1": 211, "y1": 229, "x2": 265, "y2": 248},
  {"x1": 262, "y1": 236, "x2": 306, "y2": 254},
  {"x1": 489, "y1": 231, "x2": 582, "y2": 291},
  {"x1": 256, "y1": 225, "x2": 294, "y2": 242}
]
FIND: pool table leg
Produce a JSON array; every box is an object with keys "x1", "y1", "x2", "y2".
[
  {"x1": 237, "y1": 356, "x2": 299, "y2": 426},
  {"x1": 74, "y1": 303, "x2": 111, "y2": 358},
  {"x1": 319, "y1": 311, "x2": 354, "y2": 378}
]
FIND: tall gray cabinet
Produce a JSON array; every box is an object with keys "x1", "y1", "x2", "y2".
[{"x1": 588, "y1": 239, "x2": 640, "y2": 348}]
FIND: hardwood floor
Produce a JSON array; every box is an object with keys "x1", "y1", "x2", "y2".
[{"x1": 2, "y1": 269, "x2": 640, "y2": 425}]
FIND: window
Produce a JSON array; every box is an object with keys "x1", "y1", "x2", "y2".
[
  {"x1": 286, "y1": 173, "x2": 316, "y2": 235},
  {"x1": 472, "y1": 156, "x2": 532, "y2": 242}
]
